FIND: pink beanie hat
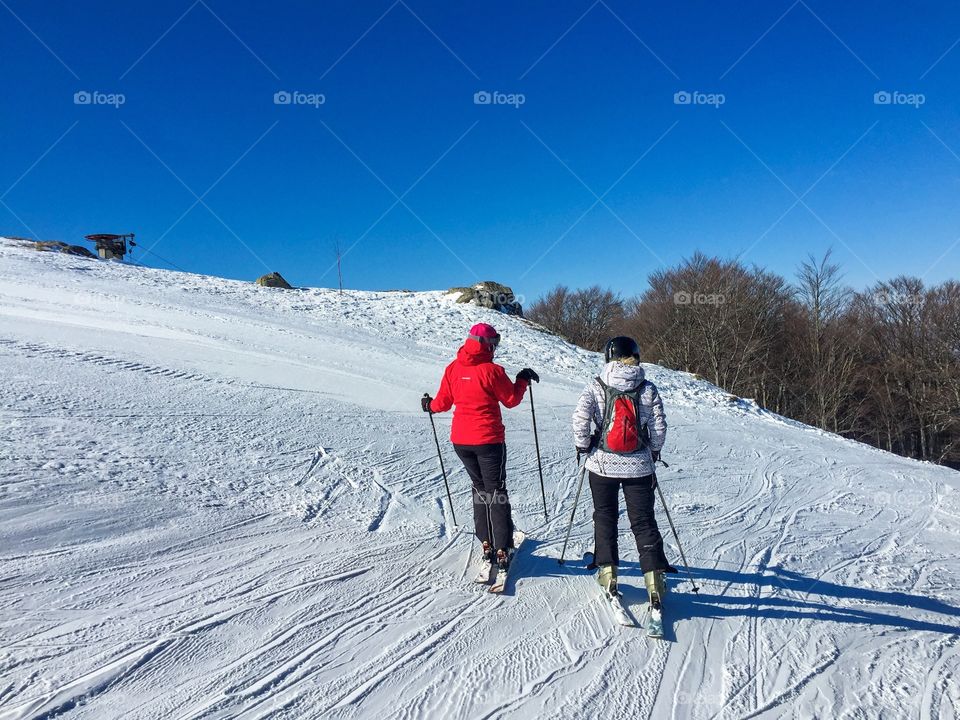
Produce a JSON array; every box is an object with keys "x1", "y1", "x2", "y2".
[{"x1": 468, "y1": 323, "x2": 500, "y2": 344}]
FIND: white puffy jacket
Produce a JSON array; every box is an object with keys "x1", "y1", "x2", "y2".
[{"x1": 572, "y1": 362, "x2": 667, "y2": 479}]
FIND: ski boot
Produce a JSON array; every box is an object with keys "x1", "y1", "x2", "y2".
[
  {"x1": 474, "y1": 541, "x2": 497, "y2": 584},
  {"x1": 644, "y1": 569, "x2": 666, "y2": 637},
  {"x1": 495, "y1": 547, "x2": 514, "y2": 570},
  {"x1": 644, "y1": 569, "x2": 667, "y2": 604},
  {"x1": 597, "y1": 564, "x2": 619, "y2": 597}
]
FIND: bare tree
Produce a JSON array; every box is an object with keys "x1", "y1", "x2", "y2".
[
  {"x1": 849, "y1": 276, "x2": 960, "y2": 463},
  {"x1": 794, "y1": 250, "x2": 859, "y2": 432},
  {"x1": 526, "y1": 286, "x2": 570, "y2": 334},
  {"x1": 527, "y1": 285, "x2": 625, "y2": 351},
  {"x1": 928, "y1": 281, "x2": 960, "y2": 464},
  {"x1": 627, "y1": 253, "x2": 792, "y2": 400},
  {"x1": 528, "y1": 257, "x2": 960, "y2": 469}
]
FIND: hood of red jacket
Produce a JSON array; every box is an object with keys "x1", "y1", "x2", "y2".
[{"x1": 456, "y1": 338, "x2": 494, "y2": 366}]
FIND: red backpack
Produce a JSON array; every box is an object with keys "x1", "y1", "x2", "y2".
[{"x1": 596, "y1": 377, "x2": 648, "y2": 454}]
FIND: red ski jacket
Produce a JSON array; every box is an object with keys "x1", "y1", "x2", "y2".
[{"x1": 429, "y1": 338, "x2": 529, "y2": 445}]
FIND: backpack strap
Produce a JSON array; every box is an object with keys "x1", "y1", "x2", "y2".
[
  {"x1": 592, "y1": 376, "x2": 610, "y2": 449},
  {"x1": 598, "y1": 376, "x2": 647, "y2": 395},
  {"x1": 635, "y1": 380, "x2": 651, "y2": 444}
]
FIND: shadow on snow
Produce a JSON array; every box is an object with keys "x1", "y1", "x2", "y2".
[{"x1": 519, "y1": 545, "x2": 960, "y2": 637}]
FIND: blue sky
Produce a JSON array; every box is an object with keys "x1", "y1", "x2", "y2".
[{"x1": 2, "y1": 1, "x2": 959, "y2": 301}]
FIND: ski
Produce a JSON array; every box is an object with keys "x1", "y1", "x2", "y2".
[
  {"x1": 489, "y1": 531, "x2": 525, "y2": 594},
  {"x1": 584, "y1": 553, "x2": 636, "y2": 627},
  {"x1": 473, "y1": 559, "x2": 495, "y2": 584},
  {"x1": 646, "y1": 602, "x2": 664, "y2": 638},
  {"x1": 602, "y1": 586, "x2": 635, "y2": 627}
]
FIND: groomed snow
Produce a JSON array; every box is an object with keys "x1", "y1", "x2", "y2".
[{"x1": 0, "y1": 237, "x2": 957, "y2": 719}]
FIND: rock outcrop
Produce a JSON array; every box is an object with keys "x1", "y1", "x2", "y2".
[
  {"x1": 255, "y1": 272, "x2": 294, "y2": 289},
  {"x1": 30, "y1": 241, "x2": 95, "y2": 258},
  {"x1": 446, "y1": 281, "x2": 522, "y2": 316}
]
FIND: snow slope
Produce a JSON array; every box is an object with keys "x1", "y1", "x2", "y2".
[{"x1": 0, "y1": 237, "x2": 957, "y2": 720}]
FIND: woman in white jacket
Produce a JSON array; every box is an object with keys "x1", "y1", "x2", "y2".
[{"x1": 572, "y1": 336, "x2": 676, "y2": 607}]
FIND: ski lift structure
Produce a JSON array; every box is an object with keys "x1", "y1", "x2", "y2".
[{"x1": 85, "y1": 233, "x2": 136, "y2": 261}]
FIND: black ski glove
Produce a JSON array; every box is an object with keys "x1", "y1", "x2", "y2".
[
  {"x1": 651, "y1": 449, "x2": 661, "y2": 463},
  {"x1": 421, "y1": 394, "x2": 433, "y2": 413},
  {"x1": 517, "y1": 368, "x2": 539, "y2": 383}
]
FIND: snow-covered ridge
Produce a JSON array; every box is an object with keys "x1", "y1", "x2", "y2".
[
  {"x1": 0, "y1": 237, "x2": 957, "y2": 719},
  {"x1": 0, "y1": 237, "x2": 796, "y2": 417}
]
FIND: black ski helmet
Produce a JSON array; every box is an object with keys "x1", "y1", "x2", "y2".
[{"x1": 604, "y1": 336, "x2": 640, "y2": 363}]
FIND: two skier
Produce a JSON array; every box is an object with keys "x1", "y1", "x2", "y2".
[
  {"x1": 424, "y1": 325, "x2": 674, "y2": 614},
  {"x1": 422, "y1": 322, "x2": 538, "y2": 569}
]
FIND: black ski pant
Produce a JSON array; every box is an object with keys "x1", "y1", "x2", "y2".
[
  {"x1": 454, "y1": 442, "x2": 515, "y2": 550},
  {"x1": 589, "y1": 471, "x2": 670, "y2": 573}
]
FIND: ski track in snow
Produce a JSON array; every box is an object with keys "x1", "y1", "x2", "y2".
[{"x1": 0, "y1": 238, "x2": 958, "y2": 719}]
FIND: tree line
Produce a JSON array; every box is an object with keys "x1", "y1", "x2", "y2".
[{"x1": 527, "y1": 252, "x2": 960, "y2": 469}]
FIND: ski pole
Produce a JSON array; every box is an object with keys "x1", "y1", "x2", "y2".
[
  {"x1": 424, "y1": 394, "x2": 457, "y2": 527},
  {"x1": 558, "y1": 460, "x2": 587, "y2": 565},
  {"x1": 653, "y1": 462, "x2": 699, "y2": 593},
  {"x1": 528, "y1": 384, "x2": 548, "y2": 522}
]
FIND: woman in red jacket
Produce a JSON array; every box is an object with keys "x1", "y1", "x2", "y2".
[{"x1": 422, "y1": 323, "x2": 539, "y2": 568}]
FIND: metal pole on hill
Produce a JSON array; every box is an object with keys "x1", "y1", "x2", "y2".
[
  {"x1": 528, "y1": 384, "x2": 549, "y2": 522},
  {"x1": 425, "y1": 394, "x2": 457, "y2": 527}
]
